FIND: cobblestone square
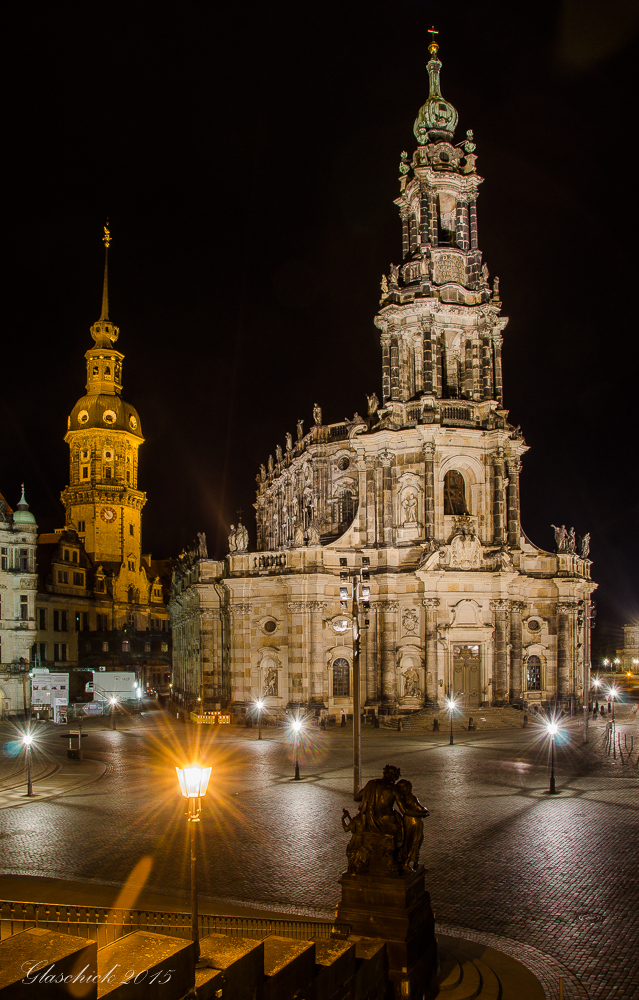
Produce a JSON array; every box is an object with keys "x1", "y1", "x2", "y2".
[{"x1": 1, "y1": 705, "x2": 638, "y2": 998}]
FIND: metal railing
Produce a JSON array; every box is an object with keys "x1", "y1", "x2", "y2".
[{"x1": 0, "y1": 900, "x2": 349, "y2": 948}]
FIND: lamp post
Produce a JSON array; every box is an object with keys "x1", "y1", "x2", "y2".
[
  {"x1": 547, "y1": 720, "x2": 559, "y2": 794},
  {"x1": 22, "y1": 733, "x2": 34, "y2": 797},
  {"x1": 446, "y1": 697, "x2": 456, "y2": 746},
  {"x1": 175, "y1": 764, "x2": 212, "y2": 962},
  {"x1": 256, "y1": 699, "x2": 264, "y2": 740},
  {"x1": 291, "y1": 718, "x2": 302, "y2": 780},
  {"x1": 110, "y1": 697, "x2": 117, "y2": 730}
]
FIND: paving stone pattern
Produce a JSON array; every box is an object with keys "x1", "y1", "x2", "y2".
[{"x1": 0, "y1": 707, "x2": 637, "y2": 999}]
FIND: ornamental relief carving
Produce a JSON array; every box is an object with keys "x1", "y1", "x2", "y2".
[
  {"x1": 287, "y1": 601, "x2": 327, "y2": 613},
  {"x1": 401, "y1": 607, "x2": 420, "y2": 635}
]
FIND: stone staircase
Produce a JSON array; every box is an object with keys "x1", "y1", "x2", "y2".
[
  {"x1": 382, "y1": 705, "x2": 533, "y2": 733},
  {"x1": 431, "y1": 933, "x2": 545, "y2": 999}
]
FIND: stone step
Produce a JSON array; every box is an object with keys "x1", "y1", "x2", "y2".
[{"x1": 440, "y1": 958, "x2": 482, "y2": 999}]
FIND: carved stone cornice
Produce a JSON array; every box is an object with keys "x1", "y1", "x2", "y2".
[
  {"x1": 229, "y1": 603, "x2": 251, "y2": 616},
  {"x1": 287, "y1": 601, "x2": 327, "y2": 613}
]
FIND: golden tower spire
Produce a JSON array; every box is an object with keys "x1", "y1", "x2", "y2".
[{"x1": 100, "y1": 221, "x2": 111, "y2": 321}]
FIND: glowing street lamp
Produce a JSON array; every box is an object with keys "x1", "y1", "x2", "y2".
[
  {"x1": 291, "y1": 718, "x2": 303, "y2": 780},
  {"x1": 22, "y1": 732, "x2": 34, "y2": 797},
  {"x1": 547, "y1": 720, "x2": 559, "y2": 794},
  {"x1": 110, "y1": 696, "x2": 118, "y2": 730},
  {"x1": 446, "y1": 697, "x2": 456, "y2": 746},
  {"x1": 255, "y1": 699, "x2": 264, "y2": 740},
  {"x1": 175, "y1": 764, "x2": 212, "y2": 962}
]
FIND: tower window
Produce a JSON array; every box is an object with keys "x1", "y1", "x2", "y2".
[
  {"x1": 443, "y1": 470, "x2": 469, "y2": 515},
  {"x1": 20, "y1": 595, "x2": 29, "y2": 620},
  {"x1": 129, "y1": 524, "x2": 134, "y2": 536},
  {"x1": 78, "y1": 521, "x2": 86, "y2": 533},
  {"x1": 1, "y1": 548, "x2": 7, "y2": 570},
  {"x1": 20, "y1": 549, "x2": 28, "y2": 570},
  {"x1": 72, "y1": 551, "x2": 78, "y2": 563},
  {"x1": 105, "y1": 468, "x2": 112, "y2": 479},
  {"x1": 82, "y1": 467, "x2": 89, "y2": 479},
  {"x1": 64, "y1": 550, "x2": 70, "y2": 561}
]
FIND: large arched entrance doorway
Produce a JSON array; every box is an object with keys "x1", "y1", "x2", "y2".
[{"x1": 452, "y1": 644, "x2": 481, "y2": 708}]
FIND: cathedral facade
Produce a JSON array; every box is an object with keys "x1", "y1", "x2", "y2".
[
  {"x1": 169, "y1": 44, "x2": 595, "y2": 718},
  {"x1": 34, "y1": 231, "x2": 172, "y2": 696}
]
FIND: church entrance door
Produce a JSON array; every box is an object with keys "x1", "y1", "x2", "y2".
[{"x1": 452, "y1": 644, "x2": 481, "y2": 709}]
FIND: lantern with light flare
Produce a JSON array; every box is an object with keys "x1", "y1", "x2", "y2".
[{"x1": 175, "y1": 764, "x2": 212, "y2": 961}]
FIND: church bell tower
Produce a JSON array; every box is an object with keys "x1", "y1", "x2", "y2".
[{"x1": 61, "y1": 226, "x2": 146, "y2": 571}]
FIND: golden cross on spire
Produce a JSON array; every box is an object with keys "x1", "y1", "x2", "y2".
[
  {"x1": 103, "y1": 221, "x2": 111, "y2": 249},
  {"x1": 428, "y1": 25, "x2": 439, "y2": 55}
]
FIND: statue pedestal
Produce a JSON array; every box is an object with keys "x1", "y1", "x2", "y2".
[{"x1": 336, "y1": 867, "x2": 437, "y2": 999}]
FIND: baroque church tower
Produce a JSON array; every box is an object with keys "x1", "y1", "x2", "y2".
[
  {"x1": 170, "y1": 42, "x2": 594, "y2": 719},
  {"x1": 61, "y1": 227, "x2": 146, "y2": 594}
]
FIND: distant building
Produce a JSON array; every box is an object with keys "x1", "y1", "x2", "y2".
[
  {"x1": 169, "y1": 44, "x2": 596, "y2": 719},
  {"x1": 34, "y1": 228, "x2": 172, "y2": 699},
  {"x1": 0, "y1": 487, "x2": 38, "y2": 716},
  {"x1": 617, "y1": 625, "x2": 639, "y2": 674}
]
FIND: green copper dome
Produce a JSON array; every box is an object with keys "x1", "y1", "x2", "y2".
[{"x1": 413, "y1": 42, "x2": 458, "y2": 145}]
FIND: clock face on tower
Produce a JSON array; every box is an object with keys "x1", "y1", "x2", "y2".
[{"x1": 100, "y1": 506, "x2": 117, "y2": 523}]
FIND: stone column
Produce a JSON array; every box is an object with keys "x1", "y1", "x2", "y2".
[
  {"x1": 419, "y1": 181, "x2": 430, "y2": 245},
  {"x1": 423, "y1": 442, "x2": 435, "y2": 545},
  {"x1": 366, "y1": 606, "x2": 380, "y2": 704},
  {"x1": 509, "y1": 601, "x2": 524, "y2": 701},
  {"x1": 455, "y1": 201, "x2": 469, "y2": 250},
  {"x1": 381, "y1": 334, "x2": 391, "y2": 403},
  {"x1": 506, "y1": 457, "x2": 521, "y2": 549},
  {"x1": 308, "y1": 600, "x2": 327, "y2": 707},
  {"x1": 380, "y1": 452, "x2": 394, "y2": 546},
  {"x1": 401, "y1": 209, "x2": 410, "y2": 259},
  {"x1": 469, "y1": 197, "x2": 478, "y2": 249},
  {"x1": 492, "y1": 449, "x2": 505, "y2": 546},
  {"x1": 492, "y1": 332, "x2": 504, "y2": 404},
  {"x1": 491, "y1": 599, "x2": 509, "y2": 704},
  {"x1": 380, "y1": 601, "x2": 398, "y2": 706},
  {"x1": 423, "y1": 598, "x2": 440, "y2": 706},
  {"x1": 556, "y1": 603, "x2": 573, "y2": 702}
]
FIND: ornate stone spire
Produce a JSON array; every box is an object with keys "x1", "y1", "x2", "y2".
[
  {"x1": 91, "y1": 222, "x2": 119, "y2": 349},
  {"x1": 100, "y1": 222, "x2": 111, "y2": 321},
  {"x1": 413, "y1": 29, "x2": 459, "y2": 145}
]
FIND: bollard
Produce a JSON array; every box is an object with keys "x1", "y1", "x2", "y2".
[
  {"x1": 608, "y1": 702, "x2": 612, "y2": 714},
  {"x1": 397, "y1": 719, "x2": 403, "y2": 732},
  {"x1": 468, "y1": 716, "x2": 475, "y2": 731},
  {"x1": 523, "y1": 714, "x2": 528, "y2": 728},
  {"x1": 433, "y1": 718, "x2": 439, "y2": 732},
  {"x1": 341, "y1": 713, "x2": 346, "y2": 727}
]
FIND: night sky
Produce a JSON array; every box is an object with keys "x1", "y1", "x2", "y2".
[{"x1": 3, "y1": 2, "x2": 639, "y2": 657}]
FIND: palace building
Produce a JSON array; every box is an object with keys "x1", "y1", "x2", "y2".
[
  {"x1": 0, "y1": 487, "x2": 39, "y2": 716},
  {"x1": 169, "y1": 42, "x2": 595, "y2": 719},
  {"x1": 34, "y1": 230, "x2": 172, "y2": 697}
]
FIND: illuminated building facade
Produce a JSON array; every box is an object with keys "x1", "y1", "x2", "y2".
[
  {"x1": 35, "y1": 232, "x2": 172, "y2": 695},
  {"x1": 0, "y1": 487, "x2": 38, "y2": 716},
  {"x1": 170, "y1": 44, "x2": 595, "y2": 718}
]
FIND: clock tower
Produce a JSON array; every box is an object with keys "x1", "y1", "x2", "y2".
[{"x1": 61, "y1": 226, "x2": 146, "y2": 578}]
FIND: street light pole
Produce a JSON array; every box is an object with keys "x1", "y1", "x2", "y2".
[
  {"x1": 548, "y1": 721, "x2": 558, "y2": 794},
  {"x1": 23, "y1": 733, "x2": 34, "y2": 797},
  {"x1": 292, "y1": 718, "x2": 302, "y2": 780},
  {"x1": 175, "y1": 764, "x2": 212, "y2": 964},
  {"x1": 352, "y1": 581, "x2": 361, "y2": 797},
  {"x1": 447, "y1": 698, "x2": 455, "y2": 745},
  {"x1": 257, "y1": 700, "x2": 263, "y2": 740}
]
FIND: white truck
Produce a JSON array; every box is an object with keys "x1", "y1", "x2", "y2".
[{"x1": 88, "y1": 671, "x2": 138, "y2": 703}]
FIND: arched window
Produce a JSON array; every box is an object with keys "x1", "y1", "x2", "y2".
[
  {"x1": 333, "y1": 658, "x2": 350, "y2": 697},
  {"x1": 336, "y1": 489, "x2": 355, "y2": 525},
  {"x1": 527, "y1": 655, "x2": 542, "y2": 691},
  {"x1": 444, "y1": 470, "x2": 468, "y2": 515},
  {"x1": 122, "y1": 640, "x2": 130, "y2": 653}
]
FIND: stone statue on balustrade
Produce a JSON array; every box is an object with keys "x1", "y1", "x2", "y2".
[
  {"x1": 342, "y1": 764, "x2": 429, "y2": 876},
  {"x1": 580, "y1": 532, "x2": 590, "y2": 559},
  {"x1": 197, "y1": 532, "x2": 208, "y2": 558}
]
